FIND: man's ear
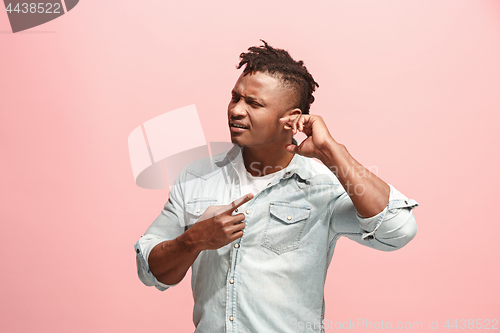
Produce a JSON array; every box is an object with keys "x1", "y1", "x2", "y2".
[{"x1": 287, "y1": 108, "x2": 302, "y2": 117}]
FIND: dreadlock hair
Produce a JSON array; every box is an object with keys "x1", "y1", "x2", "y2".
[{"x1": 237, "y1": 40, "x2": 319, "y2": 115}]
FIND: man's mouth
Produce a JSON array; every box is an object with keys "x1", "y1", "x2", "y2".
[{"x1": 230, "y1": 122, "x2": 249, "y2": 130}]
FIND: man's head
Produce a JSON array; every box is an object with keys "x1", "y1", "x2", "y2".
[
  {"x1": 228, "y1": 41, "x2": 319, "y2": 150},
  {"x1": 237, "y1": 40, "x2": 319, "y2": 115}
]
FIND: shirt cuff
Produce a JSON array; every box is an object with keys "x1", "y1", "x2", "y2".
[
  {"x1": 135, "y1": 235, "x2": 181, "y2": 291},
  {"x1": 356, "y1": 184, "x2": 418, "y2": 240}
]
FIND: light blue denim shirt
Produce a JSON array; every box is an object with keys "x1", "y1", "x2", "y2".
[{"x1": 135, "y1": 144, "x2": 418, "y2": 333}]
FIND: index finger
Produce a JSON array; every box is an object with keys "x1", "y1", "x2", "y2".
[
  {"x1": 279, "y1": 115, "x2": 300, "y2": 124},
  {"x1": 224, "y1": 193, "x2": 254, "y2": 214},
  {"x1": 279, "y1": 115, "x2": 301, "y2": 131}
]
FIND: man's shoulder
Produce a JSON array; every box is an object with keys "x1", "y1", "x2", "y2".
[
  {"x1": 178, "y1": 145, "x2": 237, "y2": 181},
  {"x1": 294, "y1": 154, "x2": 341, "y2": 185},
  {"x1": 308, "y1": 157, "x2": 334, "y2": 175}
]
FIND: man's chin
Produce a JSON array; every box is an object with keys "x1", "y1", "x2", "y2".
[{"x1": 230, "y1": 137, "x2": 245, "y2": 147}]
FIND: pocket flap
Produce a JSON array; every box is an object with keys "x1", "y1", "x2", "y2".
[
  {"x1": 270, "y1": 202, "x2": 311, "y2": 224},
  {"x1": 186, "y1": 198, "x2": 218, "y2": 217}
]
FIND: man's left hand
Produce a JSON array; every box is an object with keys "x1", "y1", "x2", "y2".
[{"x1": 279, "y1": 114, "x2": 334, "y2": 159}]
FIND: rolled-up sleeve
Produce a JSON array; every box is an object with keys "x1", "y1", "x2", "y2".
[
  {"x1": 329, "y1": 184, "x2": 418, "y2": 251},
  {"x1": 134, "y1": 172, "x2": 187, "y2": 291},
  {"x1": 135, "y1": 235, "x2": 176, "y2": 291}
]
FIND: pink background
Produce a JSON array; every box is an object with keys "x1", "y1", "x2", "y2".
[{"x1": 1, "y1": 0, "x2": 499, "y2": 331}]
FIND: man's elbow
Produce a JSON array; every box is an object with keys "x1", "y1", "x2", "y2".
[
  {"x1": 377, "y1": 209, "x2": 418, "y2": 251},
  {"x1": 395, "y1": 212, "x2": 418, "y2": 249}
]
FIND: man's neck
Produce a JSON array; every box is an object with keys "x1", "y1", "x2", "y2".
[{"x1": 242, "y1": 144, "x2": 294, "y2": 177}]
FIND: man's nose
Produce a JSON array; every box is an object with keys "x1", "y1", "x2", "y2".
[{"x1": 229, "y1": 100, "x2": 247, "y2": 118}]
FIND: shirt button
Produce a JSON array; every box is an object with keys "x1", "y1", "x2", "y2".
[
  {"x1": 196, "y1": 209, "x2": 201, "y2": 213},
  {"x1": 229, "y1": 279, "x2": 234, "y2": 284},
  {"x1": 235, "y1": 208, "x2": 238, "y2": 213},
  {"x1": 404, "y1": 200, "x2": 408, "y2": 205},
  {"x1": 246, "y1": 210, "x2": 250, "y2": 214},
  {"x1": 229, "y1": 316, "x2": 234, "y2": 321},
  {"x1": 287, "y1": 216, "x2": 292, "y2": 220},
  {"x1": 136, "y1": 248, "x2": 140, "y2": 254},
  {"x1": 234, "y1": 243, "x2": 240, "y2": 248}
]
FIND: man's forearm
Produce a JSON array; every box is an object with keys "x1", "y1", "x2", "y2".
[
  {"x1": 317, "y1": 138, "x2": 390, "y2": 218},
  {"x1": 148, "y1": 230, "x2": 202, "y2": 286},
  {"x1": 147, "y1": 194, "x2": 251, "y2": 286}
]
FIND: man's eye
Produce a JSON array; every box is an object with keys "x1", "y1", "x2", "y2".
[{"x1": 231, "y1": 96, "x2": 239, "y2": 102}]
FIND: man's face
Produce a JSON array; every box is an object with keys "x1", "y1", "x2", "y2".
[{"x1": 228, "y1": 71, "x2": 299, "y2": 149}]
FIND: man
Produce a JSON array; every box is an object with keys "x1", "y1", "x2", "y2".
[{"x1": 135, "y1": 40, "x2": 418, "y2": 332}]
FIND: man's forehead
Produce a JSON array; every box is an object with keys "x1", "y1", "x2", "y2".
[{"x1": 232, "y1": 71, "x2": 293, "y2": 98}]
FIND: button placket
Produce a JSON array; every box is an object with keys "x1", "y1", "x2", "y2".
[
  {"x1": 227, "y1": 199, "x2": 253, "y2": 331},
  {"x1": 226, "y1": 244, "x2": 238, "y2": 331}
]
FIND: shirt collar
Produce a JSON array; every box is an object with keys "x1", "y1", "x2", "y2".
[{"x1": 215, "y1": 143, "x2": 314, "y2": 181}]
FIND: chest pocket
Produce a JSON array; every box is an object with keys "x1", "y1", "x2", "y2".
[
  {"x1": 261, "y1": 202, "x2": 311, "y2": 255},
  {"x1": 185, "y1": 198, "x2": 218, "y2": 227}
]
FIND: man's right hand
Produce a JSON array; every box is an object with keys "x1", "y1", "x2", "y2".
[
  {"x1": 148, "y1": 193, "x2": 254, "y2": 286},
  {"x1": 182, "y1": 193, "x2": 254, "y2": 251}
]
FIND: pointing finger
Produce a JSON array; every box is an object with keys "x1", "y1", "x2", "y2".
[{"x1": 224, "y1": 193, "x2": 254, "y2": 214}]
